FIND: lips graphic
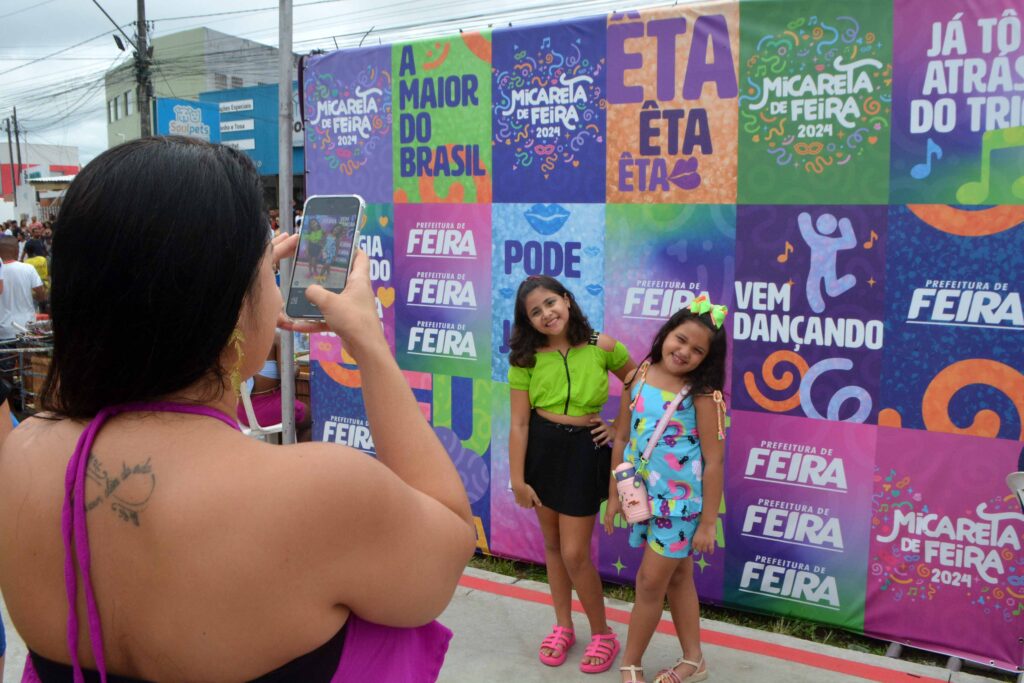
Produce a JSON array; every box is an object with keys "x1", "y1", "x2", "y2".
[
  {"x1": 585, "y1": 284, "x2": 604, "y2": 296},
  {"x1": 499, "y1": 287, "x2": 515, "y2": 299},
  {"x1": 534, "y1": 144, "x2": 556, "y2": 156},
  {"x1": 668, "y1": 158, "x2": 701, "y2": 190},
  {"x1": 523, "y1": 204, "x2": 570, "y2": 235}
]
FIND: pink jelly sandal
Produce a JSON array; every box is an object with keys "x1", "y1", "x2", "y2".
[
  {"x1": 580, "y1": 630, "x2": 620, "y2": 673},
  {"x1": 538, "y1": 625, "x2": 576, "y2": 666},
  {"x1": 653, "y1": 655, "x2": 708, "y2": 683}
]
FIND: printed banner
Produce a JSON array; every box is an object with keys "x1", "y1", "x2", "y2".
[
  {"x1": 725, "y1": 410, "x2": 874, "y2": 630},
  {"x1": 866, "y1": 428, "x2": 1024, "y2": 670},
  {"x1": 732, "y1": 205, "x2": 887, "y2": 423},
  {"x1": 395, "y1": 203, "x2": 492, "y2": 378},
  {"x1": 393, "y1": 33, "x2": 493, "y2": 203},
  {"x1": 311, "y1": 360, "x2": 376, "y2": 454},
  {"x1": 604, "y1": 204, "x2": 736, "y2": 362},
  {"x1": 303, "y1": 46, "x2": 394, "y2": 202},
  {"x1": 489, "y1": 383, "x2": 547, "y2": 563},
  {"x1": 737, "y1": 0, "x2": 893, "y2": 204},
  {"x1": 431, "y1": 373, "x2": 494, "y2": 553},
  {"x1": 890, "y1": 0, "x2": 1024, "y2": 205},
  {"x1": 606, "y1": 4, "x2": 739, "y2": 203},
  {"x1": 879, "y1": 204, "x2": 1024, "y2": 440},
  {"x1": 491, "y1": 16, "x2": 607, "y2": 203},
  {"x1": 311, "y1": 364, "x2": 493, "y2": 552},
  {"x1": 491, "y1": 203, "x2": 606, "y2": 382},
  {"x1": 301, "y1": 1, "x2": 1024, "y2": 671}
]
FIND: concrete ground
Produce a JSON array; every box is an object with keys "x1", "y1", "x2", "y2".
[{"x1": 1, "y1": 567, "x2": 1009, "y2": 682}]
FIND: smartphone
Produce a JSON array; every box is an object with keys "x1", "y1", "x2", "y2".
[{"x1": 285, "y1": 194, "x2": 365, "y2": 319}]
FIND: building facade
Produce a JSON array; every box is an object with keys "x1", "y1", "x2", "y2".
[
  {"x1": 1, "y1": 142, "x2": 80, "y2": 202},
  {"x1": 104, "y1": 28, "x2": 286, "y2": 148}
]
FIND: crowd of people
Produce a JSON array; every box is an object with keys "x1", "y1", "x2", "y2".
[
  {"x1": 0, "y1": 216, "x2": 51, "y2": 329},
  {"x1": 0, "y1": 136, "x2": 731, "y2": 683}
]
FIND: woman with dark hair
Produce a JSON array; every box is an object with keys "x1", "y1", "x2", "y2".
[
  {"x1": 0, "y1": 137, "x2": 475, "y2": 682},
  {"x1": 507, "y1": 274, "x2": 636, "y2": 674}
]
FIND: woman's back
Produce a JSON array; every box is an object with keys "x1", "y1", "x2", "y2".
[
  {"x1": 0, "y1": 413, "x2": 356, "y2": 680},
  {"x1": 0, "y1": 137, "x2": 475, "y2": 681}
]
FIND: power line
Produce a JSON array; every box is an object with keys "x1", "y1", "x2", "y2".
[
  {"x1": 0, "y1": 0, "x2": 59, "y2": 21},
  {"x1": 0, "y1": 27, "x2": 124, "y2": 79},
  {"x1": 151, "y1": 0, "x2": 344, "y2": 23}
]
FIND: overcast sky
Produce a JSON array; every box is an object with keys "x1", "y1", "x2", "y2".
[{"x1": 1, "y1": 0, "x2": 671, "y2": 165}]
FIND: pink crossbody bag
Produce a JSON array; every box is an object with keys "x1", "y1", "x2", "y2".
[{"x1": 614, "y1": 363, "x2": 689, "y2": 523}]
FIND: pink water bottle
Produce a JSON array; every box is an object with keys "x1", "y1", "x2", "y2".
[{"x1": 614, "y1": 462, "x2": 652, "y2": 524}]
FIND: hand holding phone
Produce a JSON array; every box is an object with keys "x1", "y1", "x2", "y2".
[
  {"x1": 286, "y1": 194, "x2": 365, "y2": 319},
  {"x1": 303, "y1": 249, "x2": 387, "y2": 358}
]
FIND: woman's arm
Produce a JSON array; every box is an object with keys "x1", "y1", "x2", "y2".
[
  {"x1": 273, "y1": 250, "x2": 476, "y2": 626},
  {"x1": 266, "y1": 443, "x2": 476, "y2": 627},
  {"x1": 305, "y1": 253, "x2": 472, "y2": 525},
  {"x1": 692, "y1": 395, "x2": 724, "y2": 554}
]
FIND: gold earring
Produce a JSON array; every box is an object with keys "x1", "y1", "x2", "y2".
[{"x1": 228, "y1": 328, "x2": 246, "y2": 396}]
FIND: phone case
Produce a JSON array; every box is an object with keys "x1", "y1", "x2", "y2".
[{"x1": 286, "y1": 195, "x2": 365, "y2": 320}]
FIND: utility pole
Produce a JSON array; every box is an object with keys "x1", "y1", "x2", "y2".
[
  {"x1": 278, "y1": 0, "x2": 296, "y2": 444},
  {"x1": 12, "y1": 106, "x2": 23, "y2": 190},
  {"x1": 136, "y1": 0, "x2": 151, "y2": 136},
  {"x1": 5, "y1": 118, "x2": 16, "y2": 206}
]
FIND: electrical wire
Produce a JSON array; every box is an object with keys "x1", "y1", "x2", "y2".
[{"x1": 4, "y1": 0, "x2": 684, "y2": 149}]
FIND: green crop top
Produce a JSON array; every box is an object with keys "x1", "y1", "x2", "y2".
[{"x1": 508, "y1": 333, "x2": 630, "y2": 416}]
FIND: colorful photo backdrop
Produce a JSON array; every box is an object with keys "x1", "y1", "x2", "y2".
[
  {"x1": 606, "y1": 4, "x2": 740, "y2": 203},
  {"x1": 304, "y1": 0, "x2": 1024, "y2": 672},
  {"x1": 890, "y1": 0, "x2": 1024, "y2": 205},
  {"x1": 732, "y1": 204, "x2": 887, "y2": 424},
  {"x1": 393, "y1": 34, "x2": 493, "y2": 203},
  {"x1": 303, "y1": 46, "x2": 393, "y2": 202},
  {"x1": 737, "y1": 0, "x2": 893, "y2": 204},
  {"x1": 492, "y1": 16, "x2": 608, "y2": 203}
]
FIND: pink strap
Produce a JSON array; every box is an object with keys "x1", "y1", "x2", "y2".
[
  {"x1": 541, "y1": 626, "x2": 574, "y2": 650},
  {"x1": 583, "y1": 632, "x2": 618, "y2": 657},
  {"x1": 62, "y1": 402, "x2": 239, "y2": 683},
  {"x1": 638, "y1": 383, "x2": 689, "y2": 465}
]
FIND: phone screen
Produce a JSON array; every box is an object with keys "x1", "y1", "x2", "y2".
[{"x1": 286, "y1": 195, "x2": 364, "y2": 319}]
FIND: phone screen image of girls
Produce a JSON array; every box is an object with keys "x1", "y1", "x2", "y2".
[{"x1": 288, "y1": 197, "x2": 361, "y2": 318}]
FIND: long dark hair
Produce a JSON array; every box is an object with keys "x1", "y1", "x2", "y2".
[
  {"x1": 40, "y1": 136, "x2": 270, "y2": 419},
  {"x1": 636, "y1": 307, "x2": 728, "y2": 394},
  {"x1": 508, "y1": 275, "x2": 593, "y2": 368}
]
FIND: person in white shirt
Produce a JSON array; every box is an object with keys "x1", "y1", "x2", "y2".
[{"x1": 0, "y1": 236, "x2": 45, "y2": 340}]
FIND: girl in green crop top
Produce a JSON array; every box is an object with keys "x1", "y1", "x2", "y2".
[{"x1": 507, "y1": 275, "x2": 635, "y2": 675}]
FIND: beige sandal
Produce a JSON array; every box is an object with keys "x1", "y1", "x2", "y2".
[
  {"x1": 653, "y1": 655, "x2": 707, "y2": 683},
  {"x1": 620, "y1": 664, "x2": 646, "y2": 683}
]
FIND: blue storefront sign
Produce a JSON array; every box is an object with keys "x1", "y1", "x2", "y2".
[
  {"x1": 155, "y1": 98, "x2": 221, "y2": 143},
  {"x1": 200, "y1": 83, "x2": 304, "y2": 176}
]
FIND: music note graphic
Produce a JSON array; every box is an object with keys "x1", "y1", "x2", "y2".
[
  {"x1": 910, "y1": 138, "x2": 942, "y2": 180},
  {"x1": 956, "y1": 126, "x2": 1024, "y2": 203},
  {"x1": 776, "y1": 241, "x2": 794, "y2": 263},
  {"x1": 863, "y1": 230, "x2": 879, "y2": 249}
]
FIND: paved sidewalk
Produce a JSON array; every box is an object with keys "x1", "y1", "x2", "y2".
[
  {"x1": 1, "y1": 567, "x2": 1007, "y2": 682},
  {"x1": 438, "y1": 568, "x2": 1003, "y2": 683}
]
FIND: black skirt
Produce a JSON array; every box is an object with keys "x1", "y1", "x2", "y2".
[{"x1": 524, "y1": 411, "x2": 611, "y2": 516}]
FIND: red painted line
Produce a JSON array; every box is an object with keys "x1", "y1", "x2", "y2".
[{"x1": 458, "y1": 575, "x2": 947, "y2": 683}]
